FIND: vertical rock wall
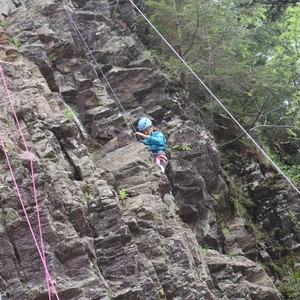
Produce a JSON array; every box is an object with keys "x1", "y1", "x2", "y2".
[{"x1": 0, "y1": 0, "x2": 297, "y2": 299}]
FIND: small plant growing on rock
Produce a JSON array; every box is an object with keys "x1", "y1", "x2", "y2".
[
  {"x1": 225, "y1": 252, "x2": 233, "y2": 259},
  {"x1": 123, "y1": 114, "x2": 133, "y2": 129},
  {"x1": 119, "y1": 188, "x2": 128, "y2": 200},
  {"x1": 273, "y1": 255, "x2": 300, "y2": 299},
  {"x1": 12, "y1": 36, "x2": 20, "y2": 48},
  {"x1": 233, "y1": 197, "x2": 266, "y2": 243},
  {"x1": 84, "y1": 184, "x2": 93, "y2": 200},
  {"x1": 49, "y1": 23, "x2": 58, "y2": 32},
  {"x1": 167, "y1": 143, "x2": 191, "y2": 152},
  {"x1": 22, "y1": 283, "x2": 33, "y2": 296},
  {"x1": 221, "y1": 223, "x2": 230, "y2": 237},
  {"x1": 63, "y1": 108, "x2": 76, "y2": 119},
  {"x1": 113, "y1": 11, "x2": 121, "y2": 19},
  {"x1": 85, "y1": 191, "x2": 92, "y2": 200},
  {"x1": 182, "y1": 143, "x2": 191, "y2": 151},
  {"x1": 106, "y1": 289, "x2": 113, "y2": 300},
  {"x1": 156, "y1": 287, "x2": 166, "y2": 299},
  {"x1": 49, "y1": 53, "x2": 58, "y2": 62},
  {"x1": 200, "y1": 246, "x2": 209, "y2": 254},
  {"x1": 212, "y1": 193, "x2": 220, "y2": 204}
]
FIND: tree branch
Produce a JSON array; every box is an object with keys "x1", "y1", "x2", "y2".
[{"x1": 221, "y1": 93, "x2": 271, "y2": 146}]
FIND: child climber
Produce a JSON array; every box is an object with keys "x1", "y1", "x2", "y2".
[{"x1": 135, "y1": 117, "x2": 168, "y2": 173}]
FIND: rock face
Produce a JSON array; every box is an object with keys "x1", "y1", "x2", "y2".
[
  {"x1": 205, "y1": 250, "x2": 282, "y2": 300},
  {"x1": 0, "y1": 0, "x2": 298, "y2": 299}
]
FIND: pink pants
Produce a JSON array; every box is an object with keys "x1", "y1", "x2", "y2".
[{"x1": 155, "y1": 154, "x2": 168, "y2": 173}]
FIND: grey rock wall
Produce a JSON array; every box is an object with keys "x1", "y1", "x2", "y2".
[{"x1": 0, "y1": 0, "x2": 297, "y2": 299}]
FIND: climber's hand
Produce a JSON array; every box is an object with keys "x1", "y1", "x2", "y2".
[{"x1": 135, "y1": 132, "x2": 149, "y2": 139}]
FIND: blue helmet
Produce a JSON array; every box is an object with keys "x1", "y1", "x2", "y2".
[{"x1": 138, "y1": 117, "x2": 152, "y2": 131}]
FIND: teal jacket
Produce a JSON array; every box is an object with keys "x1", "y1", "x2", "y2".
[{"x1": 142, "y1": 131, "x2": 166, "y2": 156}]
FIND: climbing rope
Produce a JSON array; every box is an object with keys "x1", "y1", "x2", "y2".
[
  {"x1": 62, "y1": 4, "x2": 137, "y2": 134},
  {"x1": 0, "y1": 133, "x2": 59, "y2": 299},
  {"x1": 0, "y1": 65, "x2": 60, "y2": 300},
  {"x1": 128, "y1": 0, "x2": 300, "y2": 196}
]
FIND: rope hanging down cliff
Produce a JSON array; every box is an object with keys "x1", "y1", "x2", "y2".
[
  {"x1": 128, "y1": 0, "x2": 300, "y2": 196},
  {"x1": 63, "y1": 5, "x2": 137, "y2": 134},
  {"x1": 0, "y1": 65, "x2": 60, "y2": 300}
]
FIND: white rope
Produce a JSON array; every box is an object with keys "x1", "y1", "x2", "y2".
[
  {"x1": 62, "y1": 4, "x2": 136, "y2": 133},
  {"x1": 128, "y1": 0, "x2": 300, "y2": 196}
]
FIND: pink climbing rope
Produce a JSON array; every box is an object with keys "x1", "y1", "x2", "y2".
[
  {"x1": 0, "y1": 64, "x2": 60, "y2": 299},
  {"x1": 0, "y1": 133, "x2": 60, "y2": 299}
]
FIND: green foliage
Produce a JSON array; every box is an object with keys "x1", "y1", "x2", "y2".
[
  {"x1": 113, "y1": 11, "x2": 121, "y2": 19},
  {"x1": 156, "y1": 287, "x2": 166, "y2": 299},
  {"x1": 273, "y1": 254, "x2": 300, "y2": 299},
  {"x1": 84, "y1": 184, "x2": 93, "y2": 200},
  {"x1": 282, "y1": 270, "x2": 300, "y2": 299},
  {"x1": 11, "y1": 36, "x2": 20, "y2": 48},
  {"x1": 212, "y1": 193, "x2": 220, "y2": 204},
  {"x1": 200, "y1": 245, "x2": 209, "y2": 255},
  {"x1": 146, "y1": 0, "x2": 177, "y2": 36},
  {"x1": 167, "y1": 143, "x2": 191, "y2": 152},
  {"x1": 106, "y1": 289, "x2": 113, "y2": 300},
  {"x1": 49, "y1": 53, "x2": 58, "y2": 61},
  {"x1": 225, "y1": 252, "x2": 234, "y2": 259},
  {"x1": 23, "y1": 285, "x2": 30, "y2": 295},
  {"x1": 84, "y1": 192, "x2": 92, "y2": 200},
  {"x1": 265, "y1": 149, "x2": 300, "y2": 188},
  {"x1": 119, "y1": 188, "x2": 128, "y2": 200},
  {"x1": 221, "y1": 223, "x2": 230, "y2": 237},
  {"x1": 49, "y1": 24, "x2": 58, "y2": 32},
  {"x1": 0, "y1": 20, "x2": 6, "y2": 26},
  {"x1": 272, "y1": 262, "x2": 285, "y2": 276},
  {"x1": 228, "y1": 178, "x2": 265, "y2": 243},
  {"x1": 123, "y1": 114, "x2": 133, "y2": 129},
  {"x1": 63, "y1": 108, "x2": 76, "y2": 119},
  {"x1": 131, "y1": 15, "x2": 144, "y2": 33},
  {"x1": 162, "y1": 56, "x2": 187, "y2": 74},
  {"x1": 233, "y1": 197, "x2": 266, "y2": 243},
  {"x1": 168, "y1": 201, "x2": 177, "y2": 213}
]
